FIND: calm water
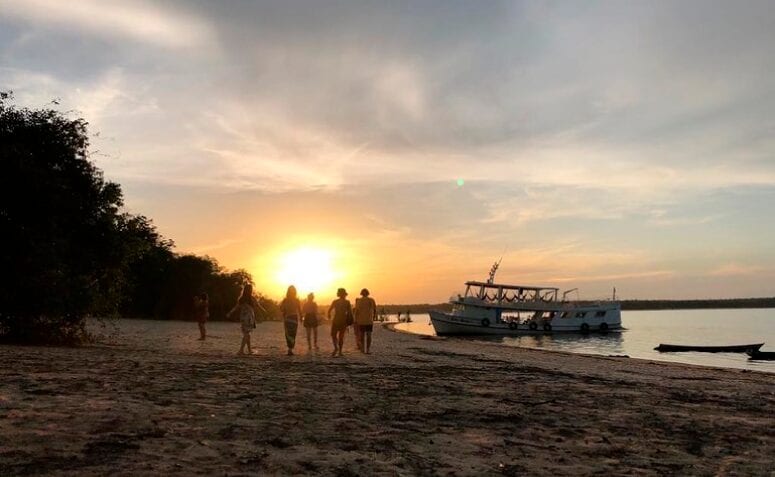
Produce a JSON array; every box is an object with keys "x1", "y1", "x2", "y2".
[{"x1": 394, "y1": 308, "x2": 775, "y2": 373}]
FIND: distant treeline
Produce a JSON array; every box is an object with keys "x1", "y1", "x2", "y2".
[
  {"x1": 378, "y1": 304, "x2": 453, "y2": 314},
  {"x1": 620, "y1": 298, "x2": 775, "y2": 310}
]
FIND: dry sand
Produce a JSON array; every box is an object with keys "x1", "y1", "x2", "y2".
[{"x1": 1, "y1": 319, "x2": 773, "y2": 476}]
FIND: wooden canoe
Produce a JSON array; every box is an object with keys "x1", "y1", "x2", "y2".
[{"x1": 654, "y1": 343, "x2": 764, "y2": 353}]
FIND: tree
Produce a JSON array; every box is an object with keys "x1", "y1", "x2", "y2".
[
  {"x1": 0, "y1": 93, "x2": 138, "y2": 342},
  {"x1": 0, "y1": 92, "x2": 269, "y2": 343}
]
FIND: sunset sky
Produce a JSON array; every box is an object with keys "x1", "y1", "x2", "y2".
[{"x1": 2, "y1": 0, "x2": 774, "y2": 302}]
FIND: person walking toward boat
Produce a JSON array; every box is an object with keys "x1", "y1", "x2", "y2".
[
  {"x1": 354, "y1": 288, "x2": 377, "y2": 354},
  {"x1": 327, "y1": 287, "x2": 353, "y2": 357},
  {"x1": 229, "y1": 284, "x2": 259, "y2": 355},
  {"x1": 303, "y1": 292, "x2": 319, "y2": 352},
  {"x1": 280, "y1": 285, "x2": 303, "y2": 355},
  {"x1": 193, "y1": 292, "x2": 209, "y2": 340}
]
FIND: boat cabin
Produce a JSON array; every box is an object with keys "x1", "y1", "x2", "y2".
[{"x1": 462, "y1": 281, "x2": 560, "y2": 304}]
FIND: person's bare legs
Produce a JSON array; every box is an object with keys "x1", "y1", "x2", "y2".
[
  {"x1": 306, "y1": 326, "x2": 313, "y2": 351},
  {"x1": 239, "y1": 332, "x2": 248, "y2": 354},
  {"x1": 198, "y1": 322, "x2": 206, "y2": 340},
  {"x1": 365, "y1": 331, "x2": 372, "y2": 354},
  {"x1": 313, "y1": 326, "x2": 319, "y2": 350},
  {"x1": 337, "y1": 329, "x2": 345, "y2": 356},
  {"x1": 331, "y1": 327, "x2": 339, "y2": 356}
]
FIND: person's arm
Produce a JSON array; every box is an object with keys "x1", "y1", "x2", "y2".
[
  {"x1": 297, "y1": 299, "x2": 303, "y2": 322},
  {"x1": 252, "y1": 297, "x2": 267, "y2": 319},
  {"x1": 327, "y1": 301, "x2": 334, "y2": 320},
  {"x1": 371, "y1": 298, "x2": 377, "y2": 320}
]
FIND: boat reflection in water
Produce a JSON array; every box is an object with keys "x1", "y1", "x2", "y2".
[{"x1": 469, "y1": 330, "x2": 627, "y2": 357}]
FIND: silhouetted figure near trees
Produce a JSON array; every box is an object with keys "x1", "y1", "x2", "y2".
[
  {"x1": 194, "y1": 292, "x2": 209, "y2": 340},
  {"x1": 354, "y1": 288, "x2": 377, "y2": 354},
  {"x1": 328, "y1": 288, "x2": 353, "y2": 357},
  {"x1": 303, "y1": 292, "x2": 319, "y2": 352},
  {"x1": 280, "y1": 285, "x2": 302, "y2": 355}
]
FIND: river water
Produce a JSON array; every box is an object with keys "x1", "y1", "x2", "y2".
[{"x1": 394, "y1": 308, "x2": 775, "y2": 373}]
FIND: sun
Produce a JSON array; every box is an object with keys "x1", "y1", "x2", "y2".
[{"x1": 275, "y1": 247, "x2": 337, "y2": 295}]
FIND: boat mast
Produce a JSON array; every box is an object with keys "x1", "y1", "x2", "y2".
[{"x1": 487, "y1": 258, "x2": 502, "y2": 284}]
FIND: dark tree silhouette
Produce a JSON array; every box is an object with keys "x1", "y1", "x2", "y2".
[
  {"x1": 0, "y1": 92, "x2": 136, "y2": 342},
  {"x1": 0, "y1": 93, "x2": 270, "y2": 343}
]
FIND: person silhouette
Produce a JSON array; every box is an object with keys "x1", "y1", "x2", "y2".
[
  {"x1": 327, "y1": 288, "x2": 353, "y2": 357},
  {"x1": 193, "y1": 292, "x2": 209, "y2": 340},
  {"x1": 280, "y1": 285, "x2": 302, "y2": 356},
  {"x1": 303, "y1": 292, "x2": 320, "y2": 351},
  {"x1": 354, "y1": 288, "x2": 377, "y2": 354},
  {"x1": 229, "y1": 284, "x2": 260, "y2": 355}
]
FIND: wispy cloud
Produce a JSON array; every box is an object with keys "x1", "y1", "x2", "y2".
[
  {"x1": 0, "y1": 0, "x2": 215, "y2": 49},
  {"x1": 708, "y1": 263, "x2": 766, "y2": 277}
]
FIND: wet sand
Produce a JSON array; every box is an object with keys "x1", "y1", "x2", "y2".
[{"x1": 1, "y1": 319, "x2": 773, "y2": 476}]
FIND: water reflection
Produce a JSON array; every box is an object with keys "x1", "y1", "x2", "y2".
[{"x1": 475, "y1": 331, "x2": 626, "y2": 356}]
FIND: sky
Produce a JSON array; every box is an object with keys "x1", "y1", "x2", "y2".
[{"x1": 2, "y1": 0, "x2": 775, "y2": 302}]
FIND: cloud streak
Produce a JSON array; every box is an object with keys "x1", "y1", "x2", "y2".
[{"x1": 0, "y1": 0, "x2": 215, "y2": 49}]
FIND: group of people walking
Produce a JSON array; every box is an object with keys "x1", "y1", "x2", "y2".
[
  {"x1": 194, "y1": 284, "x2": 378, "y2": 357},
  {"x1": 280, "y1": 285, "x2": 377, "y2": 356}
]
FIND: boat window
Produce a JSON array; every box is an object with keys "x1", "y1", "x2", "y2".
[
  {"x1": 595, "y1": 310, "x2": 606, "y2": 317},
  {"x1": 575, "y1": 312, "x2": 586, "y2": 318},
  {"x1": 561, "y1": 311, "x2": 570, "y2": 318}
]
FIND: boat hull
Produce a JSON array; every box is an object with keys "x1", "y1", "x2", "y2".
[
  {"x1": 655, "y1": 343, "x2": 764, "y2": 353},
  {"x1": 429, "y1": 310, "x2": 621, "y2": 336},
  {"x1": 748, "y1": 350, "x2": 775, "y2": 360}
]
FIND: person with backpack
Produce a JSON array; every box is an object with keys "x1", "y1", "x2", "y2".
[{"x1": 327, "y1": 287, "x2": 353, "y2": 357}]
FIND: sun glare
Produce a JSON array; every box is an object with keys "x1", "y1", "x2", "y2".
[{"x1": 275, "y1": 247, "x2": 337, "y2": 295}]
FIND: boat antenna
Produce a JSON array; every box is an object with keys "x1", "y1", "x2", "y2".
[{"x1": 487, "y1": 257, "x2": 502, "y2": 284}]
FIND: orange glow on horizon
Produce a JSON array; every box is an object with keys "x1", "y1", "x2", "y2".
[{"x1": 255, "y1": 241, "x2": 351, "y2": 300}]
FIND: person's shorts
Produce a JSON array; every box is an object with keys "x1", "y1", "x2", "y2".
[
  {"x1": 359, "y1": 324, "x2": 374, "y2": 333},
  {"x1": 304, "y1": 314, "x2": 318, "y2": 328}
]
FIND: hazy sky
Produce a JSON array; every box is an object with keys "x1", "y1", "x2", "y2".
[{"x1": 2, "y1": 0, "x2": 774, "y2": 302}]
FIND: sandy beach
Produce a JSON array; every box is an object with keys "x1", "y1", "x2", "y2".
[{"x1": 1, "y1": 319, "x2": 773, "y2": 476}]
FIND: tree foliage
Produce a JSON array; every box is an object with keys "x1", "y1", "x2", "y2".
[{"x1": 0, "y1": 93, "x2": 268, "y2": 344}]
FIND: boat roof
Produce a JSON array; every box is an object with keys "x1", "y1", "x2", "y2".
[{"x1": 465, "y1": 281, "x2": 559, "y2": 292}]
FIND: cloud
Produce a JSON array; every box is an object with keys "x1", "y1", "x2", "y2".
[
  {"x1": 0, "y1": 0, "x2": 215, "y2": 49},
  {"x1": 3, "y1": 1, "x2": 775, "y2": 300},
  {"x1": 708, "y1": 263, "x2": 765, "y2": 277}
]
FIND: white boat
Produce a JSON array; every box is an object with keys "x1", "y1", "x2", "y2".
[{"x1": 430, "y1": 263, "x2": 622, "y2": 336}]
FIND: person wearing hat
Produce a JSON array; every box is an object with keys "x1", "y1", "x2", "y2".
[
  {"x1": 327, "y1": 287, "x2": 353, "y2": 357},
  {"x1": 354, "y1": 288, "x2": 377, "y2": 354}
]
